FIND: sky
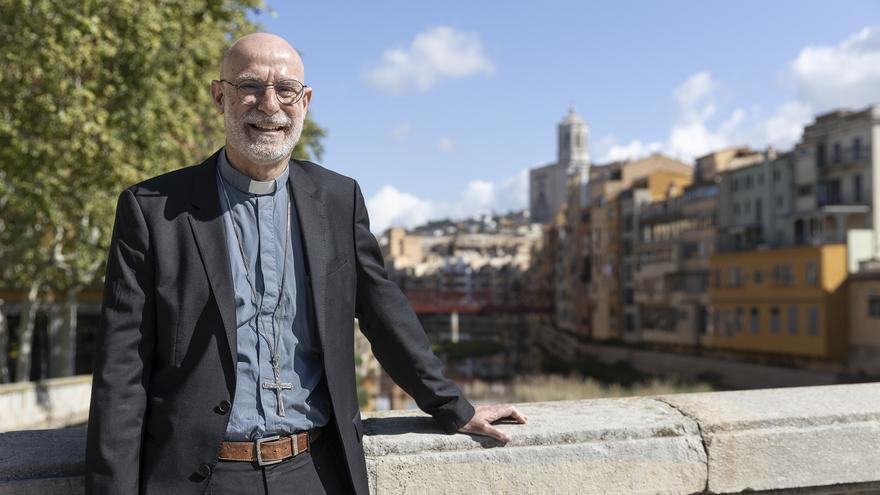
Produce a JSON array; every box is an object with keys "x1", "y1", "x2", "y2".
[{"x1": 252, "y1": 1, "x2": 880, "y2": 232}]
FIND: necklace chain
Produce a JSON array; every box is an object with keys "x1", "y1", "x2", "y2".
[{"x1": 218, "y1": 170, "x2": 292, "y2": 364}]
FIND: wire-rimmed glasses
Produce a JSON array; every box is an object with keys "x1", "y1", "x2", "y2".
[{"x1": 218, "y1": 79, "x2": 308, "y2": 106}]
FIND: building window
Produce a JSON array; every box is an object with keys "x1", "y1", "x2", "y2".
[
  {"x1": 758, "y1": 173, "x2": 764, "y2": 186},
  {"x1": 808, "y1": 306, "x2": 819, "y2": 336},
  {"x1": 776, "y1": 195, "x2": 784, "y2": 209},
  {"x1": 725, "y1": 310, "x2": 734, "y2": 336},
  {"x1": 773, "y1": 264, "x2": 794, "y2": 286},
  {"x1": 750, "y1": 307, "x2": 760, "y2": 334},
  {"x1": 736, "y1": 307, "x2": 744, "y2": 333},
  {"x1": 806, "y1": 262, "x2": 818, "y2": 287},
  {"x1": 816, "y1": 143, "x2": 826, "y2": 168},
  {"x1": 797, "y1": 185, "x2": 813, "y2": 197},
  {"x1": 853, "y1": 137, "x2": 863, "y2": 161},
  {"x1": 771, "y1": 307, "x2": 781, "y2": 334},
  {"x1": 869, "y1": 296, "x2": 880, "y2": 318},
  {"x1": 788, "y1": 306, "x2": 799, "y2": 335},
  {"x1": 713, "y1": 308, "x2": 721, "y2": 333},
  {"x1": 753, "y1": 270, "x2": 763, "y2": 284},
  {"x1": 746, "y1": 175, "x2": 753, "y2": 189},
  {"x1": 854, "y1": 174, "x2": 862, "y2": 203},
  {"x1": 832, "y1": 142, "x2": 842, "y2": 163},
  {"x1": 727, "y1": 267, "x2": 743, "y2": 288}
]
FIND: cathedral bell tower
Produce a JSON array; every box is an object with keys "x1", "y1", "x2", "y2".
[
  {"x1": 559, "y1": 105, "x2": 590, "y2": 207},
  {"x1": 558, "y1": 105, "x2": 590, "y2": 169}
]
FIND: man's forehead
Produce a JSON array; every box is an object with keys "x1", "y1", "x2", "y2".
[
  {"x1": 225, "y1": 54, "x2": 302, "y2": 79},
  {"x1": 221, "y1": 34, "x2": 304, "y2": 80}
]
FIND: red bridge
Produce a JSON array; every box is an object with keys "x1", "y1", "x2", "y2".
[{"x1": 402, "y1": 289, "x2": 553, "y2": 314}]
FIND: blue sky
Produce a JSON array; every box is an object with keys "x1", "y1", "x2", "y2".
[{"x1": 253, "y1": 1, "x2": 880, "y2": 231}]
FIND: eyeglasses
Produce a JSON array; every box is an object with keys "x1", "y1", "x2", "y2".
[{"x1": 218, "y1": 79, "x2": 308, "y2": 106}]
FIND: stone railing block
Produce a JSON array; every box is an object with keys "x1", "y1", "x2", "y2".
[
  {"x1": 363, "y1": 398, "x2": 708, "y2": 494},
  {"x1": 0, "y1": 376, "x2": 92, "y2": 432},
  {"x1": 659, "y1": 383, "x2": 880, "y2": 493}
]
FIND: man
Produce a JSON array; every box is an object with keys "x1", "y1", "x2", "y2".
[{"x1": 86, "y1": 33, "x2": 525, "y2": 494}]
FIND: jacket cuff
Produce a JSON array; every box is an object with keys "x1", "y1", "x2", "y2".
[{"x1": 433, "y1": 397, "x2": 476, "y2": 434}]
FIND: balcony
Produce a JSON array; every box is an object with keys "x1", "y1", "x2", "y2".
[
  {"x1": 817, "y1": 144, "x2": 872, "y2": 172},
  {"x1": 4, "y1": 383, "x2": 880, "y2": 493}
]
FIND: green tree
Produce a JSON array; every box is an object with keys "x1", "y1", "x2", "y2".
[{"x1": 0, "y1": 0, "x2": 326, "y2": 381}]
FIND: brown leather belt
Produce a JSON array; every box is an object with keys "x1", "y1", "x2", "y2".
[{"x1": 218, "y1": 429, "x2": 321, "y2": 466}]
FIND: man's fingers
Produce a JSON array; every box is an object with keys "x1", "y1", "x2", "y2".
[
  {"x1": 479, "y1": 423, "x2": 512, "y2": 443},
  {"x1": 490, "y1": 405, "x2": 527, "y2": 425},
  {"x1": 507, "y1": 406, "x2": 527, "y2": 424}
]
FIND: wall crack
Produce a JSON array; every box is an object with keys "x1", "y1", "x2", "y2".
[{"x1": 653, "y1": 397, "x2": 711, "y2": 494}]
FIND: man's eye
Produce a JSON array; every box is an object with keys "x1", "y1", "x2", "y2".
[
  {"x1": 239, "y1": 83, "x2": 263, "y2": 94},
  {"x1": 276, "y1": 85, "x2": 299, "y2": 96}
]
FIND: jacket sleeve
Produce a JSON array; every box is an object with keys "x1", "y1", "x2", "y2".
[
  {"x1": 85, "y1": 188, "x2": 155, "y2": 493},
  {"x1": 351, "y1": 181, "x2": 475, "y2": 433}
]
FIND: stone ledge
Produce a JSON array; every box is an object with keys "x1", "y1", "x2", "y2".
[
  {"x1": 0, "y1": 375, "x2": 92, "y2": 432},
  {"x1": 364, "y1": 398, "x2": 707, "y2": 494},
  {"x1": 2, "y1": 383, "x2": 880, "y2": 494},
  {"x1": 660, "y1": 384, "x2": 880, "y2": 493}
]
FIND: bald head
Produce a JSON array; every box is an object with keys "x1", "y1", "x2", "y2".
[
  {"x1": 211, "y1": 32, "x2": 312, "y2": 181},
  {"x1": 220, "y1": 33, "x2": 304, "y2": 81}
]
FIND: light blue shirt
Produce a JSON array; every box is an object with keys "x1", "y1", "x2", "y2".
[{"x1": 216, "y1": 149, "x2": 329, "y2": 441}]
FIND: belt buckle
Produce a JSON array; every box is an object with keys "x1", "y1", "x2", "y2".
[{"x1": 255, "y1": 435, "x2": 282, "y2": 466}]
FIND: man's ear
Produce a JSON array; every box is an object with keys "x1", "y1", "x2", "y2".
[
  {"x1": 300, "y1": 86, "x2": 313, "y2": 115},
  {"x1": 210, "y1": 80, "x2": 225, "y2": 114}
]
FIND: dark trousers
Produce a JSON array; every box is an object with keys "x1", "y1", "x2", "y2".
[{"x1": 207, "y1": 426, "x2": 354, "y2": 495}]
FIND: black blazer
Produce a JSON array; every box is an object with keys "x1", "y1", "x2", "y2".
[{"x1": 85, "y1": 150, "x2": 475, "y2": 494}]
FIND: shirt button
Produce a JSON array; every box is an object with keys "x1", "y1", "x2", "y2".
[
  {"x1": 197, "y1": 463, "x2": 212, "y2": 478},
  {"x1": 217, "y1": 400, "x2": 231, "y2": 414}
]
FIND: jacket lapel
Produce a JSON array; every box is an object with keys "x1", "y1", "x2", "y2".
[
  {"x1": 289, "y1": 161, "x2": 329, "y2": 349},
  {"x1": 187, "y1": 150, "x2": 238, "y2": 363}
]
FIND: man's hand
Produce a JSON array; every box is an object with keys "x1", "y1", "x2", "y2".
[{"x1": 458, "y1": 404, "x2": 527, "y2": 443}]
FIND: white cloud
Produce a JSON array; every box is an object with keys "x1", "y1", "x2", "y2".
[
  {"x1": 366, "y1": 185, "x2": 436, "y2": 234},
  {"x1": 598, "y1": 71, "x2": 743, "y2": 163},
  {"x1": 601, "y1": 139, "x2": 664, "y2": 162},
  {"x1": 364, "y1": 26, "x2": 494, "y2": 95},
  {"x1": 749, "y1": 101, "x2": 813, "y2": 150},
  {"x1": 673, "y1": 71, "x2": 716, "y2": 111},
  {"x1": 387, "y1": 122, "x2": 412, "y2": 142},
  {"x1": 596, "y1": 27, "x2": 880, "y2": 164},
  {"x1": 438, "y1": 136, "x2": 455, "y2": 153},
  {"x1": 789, "y1": 27, "x2": 880, "y2": 111},
  {"x1": 364, "y1": 169, "x2": 529, "y2": 232}
]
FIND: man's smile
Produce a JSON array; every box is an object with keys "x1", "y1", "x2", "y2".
[{"x1": 247, "y1": 123, "x2": 288, "y2": 133}]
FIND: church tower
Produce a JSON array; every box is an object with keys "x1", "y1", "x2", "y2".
[
  {"x1": 558, "y1": 105, "x2": 590, "y2": 170},
  {"x1": 529, "y1": 106, "x2": 592, "y2": 223},
  {"x1": 558, "y1": 106, "x2": 590, "y2": 207}
]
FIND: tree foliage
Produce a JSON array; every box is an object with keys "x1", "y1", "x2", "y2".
[{"x1": 0, "y1": 0, "x2": 326, "y2": 296}]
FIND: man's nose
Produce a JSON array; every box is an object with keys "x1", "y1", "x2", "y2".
[{"x1": 257, "y1": 86, "x2": 281, "y2": 114}]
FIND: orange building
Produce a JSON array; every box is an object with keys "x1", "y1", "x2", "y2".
[{"x1": 707, "y1": 244, "x2": 849, "y2": 359}]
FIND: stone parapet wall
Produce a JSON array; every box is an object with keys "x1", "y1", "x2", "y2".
[
  {"x1": 0, "y1": 375, "x2": 91, "y2": 432},
  {"x1": 2, "y1": 383, "x2": 880, "y2": 494}
]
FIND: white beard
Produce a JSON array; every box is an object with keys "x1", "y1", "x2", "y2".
[{"x1": 224, "y1": 106, "x2": 304, "y2": 165}]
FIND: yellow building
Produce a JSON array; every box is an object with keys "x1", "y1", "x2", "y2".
[
  {"x1": 588, "y1": 154, "x2": 692, "y2": 340},
  {"x1": 708, "y1": 244, "x2": 849, "y2": 359},
  {"x1": 847, "y1": 266, "x2": 880, "y2": 375}
]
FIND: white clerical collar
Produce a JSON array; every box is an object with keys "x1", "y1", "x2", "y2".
[{"x1": 218, "y1": 148, "x2": 289, "y2": 195}]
